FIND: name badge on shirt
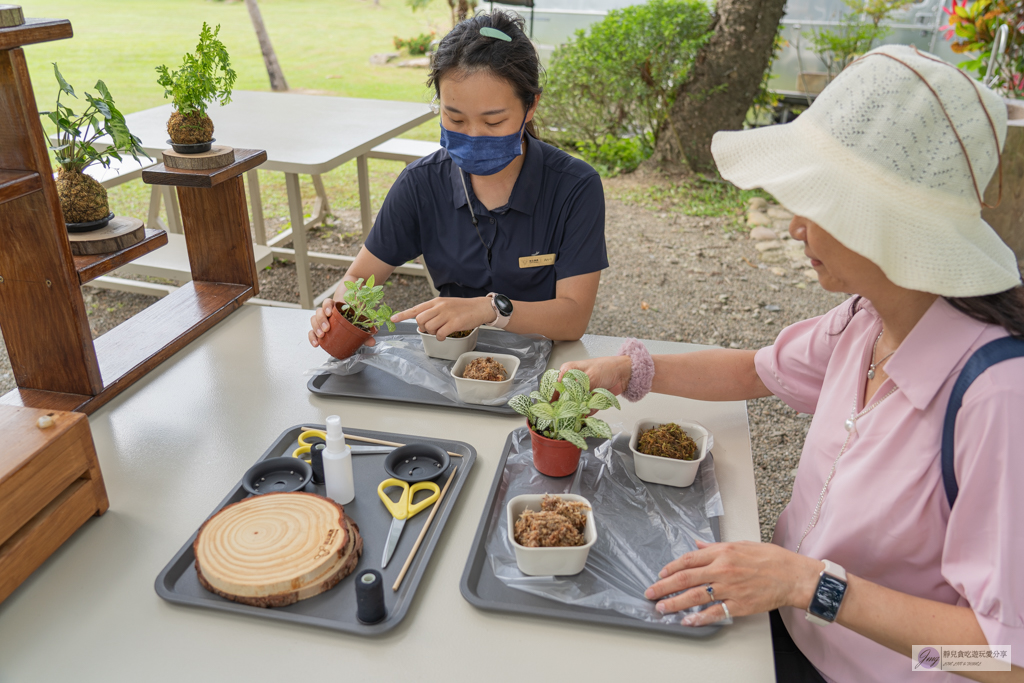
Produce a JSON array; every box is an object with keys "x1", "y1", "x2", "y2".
[{"x1": 519, "y1": 253, "x2": 555, "y2": 268}]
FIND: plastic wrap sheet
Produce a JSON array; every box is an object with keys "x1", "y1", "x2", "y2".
[
  {"x1": 307, "y1": 325, "x2": 553, "y2": 407},
  {"x1": 485, "y1": 427, "x2": 729, "y2": 625}
]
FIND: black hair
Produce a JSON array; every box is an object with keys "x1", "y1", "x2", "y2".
[
  {"x1": 427, "y1": 10, "x2": 542, "y2": 137},
  {"x1": 838, "y1": 286, "x2": 1024, "y2": 339}
]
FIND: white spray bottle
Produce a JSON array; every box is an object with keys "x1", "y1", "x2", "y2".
[{"x1": 323, "y1": 415, "x2": 355, "y2": 505}]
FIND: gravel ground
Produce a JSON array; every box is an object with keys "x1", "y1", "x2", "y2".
[{"x1": 0, "y1": 175, "x2": 845, "y2": 542}]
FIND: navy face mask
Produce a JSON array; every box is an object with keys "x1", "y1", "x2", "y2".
[{"x1": 439, "y1": 112, "x2": 528, "y2": 176}]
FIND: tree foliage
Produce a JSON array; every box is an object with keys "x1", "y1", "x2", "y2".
[
  {"x1": 41, "y1": 63, "x2": 148, "y2": 174},
  {"x1": 539, "y1": 0, "x2": 712, "y2": 174},
  {"x1": 155, "y1": 23, "x2": 237, "y2": 116}
]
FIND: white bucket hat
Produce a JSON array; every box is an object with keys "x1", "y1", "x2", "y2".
[{"x1": 712, "y1": 44, "x2": 1022, "y2": 297}]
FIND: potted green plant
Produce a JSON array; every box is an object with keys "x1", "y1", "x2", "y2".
[
  {"x1": 508, "y1": 369, "x2": 620, "y2": 477},
  {"x1": 320, "y1": 276, "x2": 396, "y2": 359},
  {"x1": 155, "y1": 22, "x2": 237, "y2": 153},
  {"x1": 41, "y1": 64, "x2": 148, "y2": 230}
]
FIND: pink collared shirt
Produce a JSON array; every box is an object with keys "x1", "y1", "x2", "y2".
[{"x1": 755, "y1": 297, "x2": 1024, "y2": 682}]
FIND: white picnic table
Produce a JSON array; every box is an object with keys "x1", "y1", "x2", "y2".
[
  {"x1": 0, "y1": 308, "x2": 774, "y2": 681},
  {"x1": 99, "y1": 91, "x2": 437, "y2": 308}
]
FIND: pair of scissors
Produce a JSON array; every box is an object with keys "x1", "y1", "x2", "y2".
[{"x1": 377, "y1": 478, "x2": 440, "y2": 568}]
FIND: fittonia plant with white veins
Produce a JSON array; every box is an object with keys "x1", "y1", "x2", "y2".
[{"x1": 508, "y1": 368, "x2": 621, "y2": 450}]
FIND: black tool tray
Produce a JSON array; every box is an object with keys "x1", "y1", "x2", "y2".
[
  {"x1": 155, "y1": 424, "x2": 476, "y2": 635},
  {"x1": 307, "y1": 321, "x2": 550, "y2": 415},
  {"x1": 460, "y1": 431, "x2": 723, "y2": 638}
]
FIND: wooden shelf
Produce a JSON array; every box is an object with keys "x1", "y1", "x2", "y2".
[
  {"x1": 0, "y1": 17, "x2": 72, "y2": 50},
  {"x1": 0, "y1": 281, "x2": 253, "y2": 414},
  {"x1": 74, "y1": 227, "x2": 168, "y2": 284},
  {"x1": 142, "y1": 148, "x2": 267, "y2": 188},
  {"x1": 0, "y1": 169, "x2": 40, "y2": 205}
]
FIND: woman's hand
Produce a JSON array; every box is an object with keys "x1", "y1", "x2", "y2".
[
  {"x1": 558, "y1": 356, "x2": 633, "y2": 396},
  {"x1": 645, "y1": 540, "x2": 821, "y2": 627},
  {"x1": 307, "y1": 298, "x2": 376, "y2": 348},
  {"x1": 391, "y1": 297, "x2": 494, "y2": 340}
]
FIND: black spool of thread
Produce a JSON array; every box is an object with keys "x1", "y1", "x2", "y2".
[
  {"x1": 309, "y1": 442, "x2": 326, "y2": 485},
  {"x1": 355, "y1": 569, "x2": 387, "y2": 625}
]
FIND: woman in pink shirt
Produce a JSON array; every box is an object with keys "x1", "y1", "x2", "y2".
[{"x1": 562, "y1": 46, "x2": 1024, "y2": 682}]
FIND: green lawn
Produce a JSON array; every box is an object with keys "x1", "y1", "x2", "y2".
[{"x1": 23, "y1": 0, "x2": 452, "y2": 227}]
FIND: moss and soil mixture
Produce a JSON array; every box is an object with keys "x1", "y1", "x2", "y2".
[
  {"x1": 513, "y1": 495, "x2": 590, "y2": 548},
  {"x1": 167, "y1": 111, "x2": 214, "y2": 144},
  {"x1": 56, "y1": 168, "x2": 109, "y2": 223},
  {"x1": 462, "y1": 357, "x2": 507, "y2": 381},
  {"x1": 637, "y1": 422, "x2": 698, "y2": 460},
  {"x1": 448, "y1": 329, "x2": 474, "y2": 339}
]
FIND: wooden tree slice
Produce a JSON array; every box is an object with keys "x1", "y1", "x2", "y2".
[
  {"x1": 67, "y1": 216, "x2": 144, "y2": 256},
  {"x1": 163, "y1": 146, "x2": 235, "y2": 171},
  {"x1": 194, "y1": 492, "x2": 363, "y2": 608},
  {"x1": 0, "y1": 5, "x2": 24, "y2": 28}
]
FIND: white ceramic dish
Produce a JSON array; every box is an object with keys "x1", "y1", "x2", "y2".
[
  {"x1": 450, "y1": 352, "x2": 520, "y2": 405},
  {"x1": 629, "y1": 419, "x2": 710, "y2": 488},
  {"x1": 507, "y1": 494, "x2": 597, "y2": 576},
  {"x1": 418, "y1": 327, "x2": 479, "y2": 361}
]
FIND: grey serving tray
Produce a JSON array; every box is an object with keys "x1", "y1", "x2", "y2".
[
  {"x1": 307, "y1": 322, "x2": 549, "y2": 416},
  {"x1": 460, "y1": 431, "x2": 723, "y2": 638},
  {"x1": 155, "y1": 424, "x2": 476, "y2": 635}
]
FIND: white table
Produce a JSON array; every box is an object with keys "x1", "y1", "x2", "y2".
[
  {"x1": 0, "y1": 308, "x2": 773, "y2": 681},
  {"x1": 103, "y1": 91, "x2": 437, "y2": 307}
]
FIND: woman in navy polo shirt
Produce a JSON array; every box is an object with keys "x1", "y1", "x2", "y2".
[{"x1": 309, "y1": 10, "x2": 607, "y2": 347}]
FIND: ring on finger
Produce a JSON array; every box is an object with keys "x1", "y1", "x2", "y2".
[
  {"x1": 705, "y1": 584, "x2": 715, "y2": 602},
  {"x1": 721, "y1": 601, "x2": 731, "y2": 622}
]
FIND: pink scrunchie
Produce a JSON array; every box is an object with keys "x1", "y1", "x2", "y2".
[{"x1": 618, "y1": 338, "x2": 654, "y2": 402}]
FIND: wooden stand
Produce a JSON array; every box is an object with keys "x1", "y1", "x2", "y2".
[
  {"x1": 0, "y1": 405, "x2": 109, "y2": 605},
  {"x1": 0, "y1": 5, "x2": 23, "y2": 28},
  {"x1": 0, "y1": 15, "x2": 265, "y2": 415},
  {"x1": 67, "y1": 216, "x2": 144, "y2": 256},
  {"x1": 163, "y1": 145, "x2": 235, "y2": 171}
]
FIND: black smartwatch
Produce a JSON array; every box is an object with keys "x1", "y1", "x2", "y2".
[
  {"x1": 486, "y1": 293, "x2": 513, "y2": 329},
  {"x1": 805, "y1": 560, "x2": 847, "y2": 626}
]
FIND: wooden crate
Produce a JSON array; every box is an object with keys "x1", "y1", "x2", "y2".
[{"x1": 0, "y1": 405, "x2": 109, "y2": 604}]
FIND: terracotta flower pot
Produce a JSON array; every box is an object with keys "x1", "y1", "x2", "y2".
[
  {"x1": 319, "y1": 311, "x2": 376, "y2": 360},
  {"x1": 528, "y1": 423, "x2": 582, "y2": 477}
]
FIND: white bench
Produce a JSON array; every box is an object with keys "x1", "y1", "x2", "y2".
[{"x1": 366, "y1": 139, "x2": 442, "y2": 164}]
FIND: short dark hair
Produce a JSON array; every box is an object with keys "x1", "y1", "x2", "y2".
[{"x1": 427, "y1": 10, "x2": 543, "y2": 136}]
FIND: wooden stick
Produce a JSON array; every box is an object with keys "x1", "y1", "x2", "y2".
[
  {"x1": 392, "y1": 465, "x2": 458, "y2": 592},
  {"x1": 302, "y1": 428, "x2": 463, "y2": 457}
]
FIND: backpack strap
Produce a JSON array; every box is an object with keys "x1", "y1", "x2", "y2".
[{"x1": 942, "y1": 336, "x2": 1024, "y2": 508}]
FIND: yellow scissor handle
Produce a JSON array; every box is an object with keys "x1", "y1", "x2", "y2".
[
  {"x1": 292, "y1": 444, "x2": 312, "y2": 462},
  {"x1": 377, "y1": 479, "x2": 440, "y2": 520},
  {"x1": 406, "y1": 481, "x2": 440, "y2": 517},
  {"x1": 298, "y1": 429, "x2": 327, "y2": 447}
]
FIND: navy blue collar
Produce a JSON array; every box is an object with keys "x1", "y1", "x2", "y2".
[{"x1": 449, "y1": 132, "x2": 543, "y2": 216}]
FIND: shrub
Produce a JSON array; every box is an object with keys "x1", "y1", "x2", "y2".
[
  {"x1": 393, "y1": 32, "x2": 436, "y2": 55},
  {"x1": 806, "y1": 0, "x2": 916, "y2": 81},
  {"x1": 943, "y1": 0, "x2": 1024, "y2": 97},
  {"x1": 539, "y1": 0, "x2": 712, "y2": 174}
]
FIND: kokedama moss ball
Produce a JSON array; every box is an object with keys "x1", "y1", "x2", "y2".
[
  {"x1": 167, "y1": 111, "x2": 214, "y2": 144},
  {"x1": 56, "y1": 168, "x2": 109, "y2": 224}
]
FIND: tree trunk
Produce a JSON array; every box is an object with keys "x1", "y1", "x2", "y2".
[
  {"x1": 245, "y1": 0, "x2": 289, "y2": 92},
  {"x1": 650, "y1": 0, "x2": 787, "y2": 174}
]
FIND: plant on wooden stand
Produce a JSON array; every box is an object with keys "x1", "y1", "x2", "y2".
[
  {"x1": 155, "y1": 22, "x2": 237, "y2": 147},
  {"x1": 320, "y1": 276, "x2": 397, "y2": 360},
  {"x1": 509, "y1": 369, "x2": 620, "y2": 477},
  {"x1": 41, "y1": 63, "x2": 148, "y2": 227}
]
